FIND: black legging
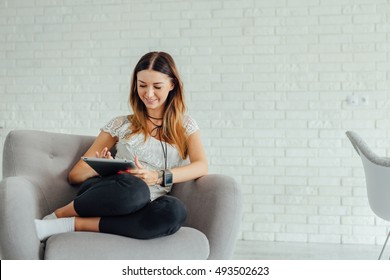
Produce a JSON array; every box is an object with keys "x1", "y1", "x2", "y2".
[{"x1": 73, "y1": 173, "x2": 187, "y2": 239}]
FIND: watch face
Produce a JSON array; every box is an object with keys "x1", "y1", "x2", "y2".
[{"x1": 165, "y1": 171, "x2": 173, "y2": 185}]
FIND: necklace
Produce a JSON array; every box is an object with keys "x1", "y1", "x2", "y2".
[
  {"x1": 147, "y1": 114, "x2": 168, "y2": 169},
  {"x1": 147, "y1": 114, "x2": 163, "y2": 120},
  {"x1": 147, "y1": 114, "x2": 163, "y2": 138}
]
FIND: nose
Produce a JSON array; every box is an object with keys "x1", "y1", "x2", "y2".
[{"x1": 146, "y1": 87, "x2": 154, "y2": 97}]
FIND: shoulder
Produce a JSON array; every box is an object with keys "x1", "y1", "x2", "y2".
[
  {"x1": 101, "y1": 115, "x2": 131, "y2": 138},
  {"x1": 183, "y1": 114, "x2": 199, "y2": 136},
  {"x1": 103, "y1": 115, "x2": 130, "y2": 129}
]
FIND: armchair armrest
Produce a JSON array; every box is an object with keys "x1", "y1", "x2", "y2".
[
  {"x1": 171, "y1": 174, "x2": 242, "y2": 260},
  {"x1": 0, "y1": 177, "x2": 46, "y2": 259}
]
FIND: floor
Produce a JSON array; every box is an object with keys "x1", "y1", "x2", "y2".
[{"x1": 232, "y1": 240, "x2": 388, "y2": 260}]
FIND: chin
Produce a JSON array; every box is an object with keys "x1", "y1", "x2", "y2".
[{"x1": 145, "y1": 104, "x2": 163, "y2": 111}]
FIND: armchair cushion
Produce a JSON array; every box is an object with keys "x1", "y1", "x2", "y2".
[{"x1": 45, "y1": 228, "x2": 208, "y2": 260}]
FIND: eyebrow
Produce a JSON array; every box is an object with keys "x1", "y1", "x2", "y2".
[{"x1": 138, "y1": 79, "x2": 164, "y2": 85}]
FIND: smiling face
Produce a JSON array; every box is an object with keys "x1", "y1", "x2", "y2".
[{"x1": 136, "y1": 69, "x2": 174, "y2": 117}]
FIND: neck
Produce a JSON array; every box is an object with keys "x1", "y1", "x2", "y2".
[
  {"x1": 146, "y1": 109, "x2": 163, "y2": 120},
  {"x1": 147, "y1": 114, "x2": 163, "y2": 120}
]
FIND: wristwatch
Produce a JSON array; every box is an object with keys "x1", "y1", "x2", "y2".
[{"x1": 162, "y1": 169, "x2": 173, "y2": 188}]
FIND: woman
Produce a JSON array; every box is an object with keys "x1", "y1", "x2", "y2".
[{"x1": 35, "y1": 51, "x2": 208, "y2": 241}]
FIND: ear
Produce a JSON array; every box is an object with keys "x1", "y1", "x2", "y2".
[{"x1": 169, "y1": 81, "x2": 175, "y2": 91}]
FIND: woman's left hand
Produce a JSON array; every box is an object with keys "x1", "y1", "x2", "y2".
[{"x1": 127, "y1": 155, "x2": 158, "y2": 186}]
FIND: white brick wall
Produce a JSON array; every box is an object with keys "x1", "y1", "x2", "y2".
[{"x1": 1, "y1": 0, "x2": 390, "y2": 246}]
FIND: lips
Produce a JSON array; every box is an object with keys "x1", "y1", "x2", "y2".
[{"x1": 144, "y1": 98, "x2": 158, "y2": 105}]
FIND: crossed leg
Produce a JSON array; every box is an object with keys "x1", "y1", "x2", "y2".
[
  {"x1": 35, "y1": 174, "x2": 186, "y2": 240},
  {"x1": 54, "y1": 201, "x2": 99, "y2": 232}
]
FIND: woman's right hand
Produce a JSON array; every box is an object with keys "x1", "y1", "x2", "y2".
[
  {"x1": 69, "y1": 131, "x2": 117, "y2": 185},
  {"x1": 95, "y1": 147, "x2": 113, "y2": 159}
]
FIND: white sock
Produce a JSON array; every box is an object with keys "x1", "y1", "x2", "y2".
[
  {"x1": 34, "y1": 217, "x2": 75, "y2": 241},
  {"x1": 43, "y1": 212, "x2": 58, "y2": 220}
]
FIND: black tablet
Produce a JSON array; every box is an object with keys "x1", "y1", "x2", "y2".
[{"x1": 81, "y1": 157, "x2": 136, "y2": 177}]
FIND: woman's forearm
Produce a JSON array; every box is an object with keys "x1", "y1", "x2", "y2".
[
  {"x1": 68, "y1": 161, "x2": 99, "y2": 185},
  {"x1": 171, "y1": 160, "x2": 208, "y2": 184}
]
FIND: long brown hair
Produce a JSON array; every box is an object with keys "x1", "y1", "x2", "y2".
[{"x1": 128, "y1": 52, "x2": 188, "y2": 159}]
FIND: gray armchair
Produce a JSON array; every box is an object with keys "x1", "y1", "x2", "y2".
[{"x1": 0, "y1": 130, "x2": 242, "y2": 260}]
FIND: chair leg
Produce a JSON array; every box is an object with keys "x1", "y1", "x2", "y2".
[{"x1": 378, "y1": 231, "x2": 390, "y2": 260}]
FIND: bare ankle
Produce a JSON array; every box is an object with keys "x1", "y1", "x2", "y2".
[
  {"x1": 55, "y1": 202, "x2": 78, "y2": 218},
  {"x1": 54, "y1": 209, "x2": 63, "y2": 218},
  {"x1": 54, "y1": 207, "x2": 71, "y2": 218}
]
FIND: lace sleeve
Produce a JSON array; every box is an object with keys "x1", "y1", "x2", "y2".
[
  {"x1": 183, "y1": 115, "x2": 199, "y2": 136},
  {"x1": 101, "y1": 115, "x2": 131, "y2": 139}
]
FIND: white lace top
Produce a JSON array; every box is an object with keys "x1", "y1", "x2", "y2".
[{"x1": 101, "y1": 115, "x2": 199, "y2": 200}]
